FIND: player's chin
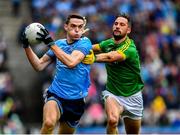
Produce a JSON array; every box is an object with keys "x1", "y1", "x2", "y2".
[{"x1": 73, "y1": 36, "x2": 81, "y2": 40}]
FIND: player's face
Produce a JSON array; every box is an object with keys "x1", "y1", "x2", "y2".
[
  {"x1": 64, "y1": 18, "x2": 84, "y2": 41},
  {"x1": 112, "y1": 17, "x2": 131, "y2": 40}
]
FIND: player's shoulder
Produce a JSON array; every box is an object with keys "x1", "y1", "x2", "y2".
[
  {"x1": 79, "y1": 36, "x2": 92, "y2": 45},
  {"x1": 80, "y1": 36, "x2": 91, "y2": 41},
  {"x1": 124, "y1": 37, "x2": 135, "y2": 48},
  {"x1": 54, "y1": 38, "x2": 66, "y2": 46},
  {"x1": 126, "y1": 39, "x2": 138, "y2": 55},
  {"x1": 129, "y1": 39, "x2": 137, "y2": 50}
]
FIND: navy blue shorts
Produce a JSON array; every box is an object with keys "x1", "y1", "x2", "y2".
[{"x1": 43, "y1": 90, "x2": 85, "y2": 128}]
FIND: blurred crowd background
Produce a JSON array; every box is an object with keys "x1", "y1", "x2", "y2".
[{"x1": 0, "y1": 0, "x2": 180, "y2": 134}]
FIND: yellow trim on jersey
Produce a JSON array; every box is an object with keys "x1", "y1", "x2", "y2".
[
  {"x1": 119, "y1": 37, "x2": 131, "y2": 52},
  {"x1": 93, "y1": 44, "x2": 101, "y2": 51},
  {"x1": 117, "y1": 50, "x2": 126, "y2": 60},
  {"x1": 116, "y1": 37, "x2": 131, "y2": 60}
]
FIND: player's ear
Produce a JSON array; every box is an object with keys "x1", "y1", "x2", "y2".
[
  {"x1": 127, "y1": 27, "x2": 131, "y2": 34},
  {"x1": 64, "y1": 24, "x2": 68, "y2": 31}
]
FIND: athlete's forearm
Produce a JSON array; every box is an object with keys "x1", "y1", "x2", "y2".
[
  {"x1": 24, "y1": 47, "x2": 48, "y2": 71},
  {"x1": 95, "y1": 51, "x2": 125, "y2": 63},
  {"x1": 50, "y1": 45, "x2": 80, "y2": 68},
  {"x1": 95, "y1": 53, "x2": 113, "y2": 62}
]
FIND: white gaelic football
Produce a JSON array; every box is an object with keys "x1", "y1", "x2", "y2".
[{"x1": 25, "y1": 23, "x2": 45, "y2": 45}]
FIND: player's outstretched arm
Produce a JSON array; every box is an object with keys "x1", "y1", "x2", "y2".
[
  {"x1": 82, "y1": 47, "x2": 126, "y2": 64},
  {"x1": 24, "y1": 49, "x2": 52, "y2": 71},
  {"x1": 95, "y1": 50, "x2": 126, "y2": 63},
  {"x1": 21, "y1": 32, "x2": 52, "y2": 71},
  {"x1": 81, "y1": 44, "x2": 102, "y2": 65}
]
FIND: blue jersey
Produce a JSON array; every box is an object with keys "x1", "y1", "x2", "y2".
[{"x1": 46, "y1": 37, "x2": 92, "y2": 99}]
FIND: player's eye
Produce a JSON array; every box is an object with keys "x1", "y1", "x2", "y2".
[
  {"x1": 120, "y1": 23, "x2": 126, "y2": 26},
  {"x1": 114, "y1": 22, "x2": 118, "y2": 25},
  {"x1": 70, "y1": 24, "x2": 76, "y2": 28},
  {"x1": 78, "y1": 25, "x2": 83, "y2": 29}
]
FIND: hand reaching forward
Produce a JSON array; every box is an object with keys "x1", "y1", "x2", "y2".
[{"x1": 82, "y1": 50, "x2": 96, "y2": 64}]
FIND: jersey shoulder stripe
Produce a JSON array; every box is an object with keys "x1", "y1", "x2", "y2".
[{"x1": 119, "y1": 38, "x2": 131, "y2": 52}]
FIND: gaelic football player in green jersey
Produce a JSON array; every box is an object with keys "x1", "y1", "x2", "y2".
[{"x1": 83, "y1": 13, "x2": 144, "y2": 134}]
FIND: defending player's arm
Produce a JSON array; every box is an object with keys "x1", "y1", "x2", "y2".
[
  {"x1": 82, "y1": 47, "x2": 126, "y2": 64},
  {"x1": 95, "y1": 50, "x2": 126, "y2": 62},
  {"x1": 21, "y1": 32, "x2": 53, "y2": 71},
  {"x1": 82, "y1": 44, "x2": 101, "y2": 64}
]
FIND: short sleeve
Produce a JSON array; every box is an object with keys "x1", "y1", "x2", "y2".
[
  {"x1": 46, "y1": 49, "x2": 55, "y2": 58},
  {"x1": 46, "y1": 39, "x2": 62, "y2": 58},
  {"x1": 75, "y1": 37, "x2": 92, "y2": 55},
  {"x1": 99, "y1": 40, "x2": 107, "y2": 52},
  {"x1": 118, "y1": 46, "x2": 136, "y2": 60},
  {"x1": 99, "y1": 39, "x2": 114, "y2": 53}
]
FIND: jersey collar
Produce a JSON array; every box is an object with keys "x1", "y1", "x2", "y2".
[{"x1": 113, "y1": 36, "x2": 131, "y2": 47}]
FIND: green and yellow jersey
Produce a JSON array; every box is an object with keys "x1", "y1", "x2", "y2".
[{"x1": 99, "y1": 37, "x2": 144, "y2": 97}]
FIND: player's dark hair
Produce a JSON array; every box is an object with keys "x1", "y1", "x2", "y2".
[
  {"x1": 116, "y1": 13, "x2": 132, "y2": 27},
  {"x1": 65, "y1": 14, "x2": 85, "y2": 24}
]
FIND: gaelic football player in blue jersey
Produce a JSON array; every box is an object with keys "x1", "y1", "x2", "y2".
[{"x1": 21, "y1": 14, "x2": 92, "y2": 134}]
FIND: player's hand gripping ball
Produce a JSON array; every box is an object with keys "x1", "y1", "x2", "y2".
[{"x1": 24, "y1": 23, "x2": 45, "y2": 45}]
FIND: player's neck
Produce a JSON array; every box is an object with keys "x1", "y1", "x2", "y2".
[
  {"x1": 66, "y1": 36, "x2": 75, "y2": 45},
  {"x1": 114, "y1": 36, "x2": 127, "y2": 45}
]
